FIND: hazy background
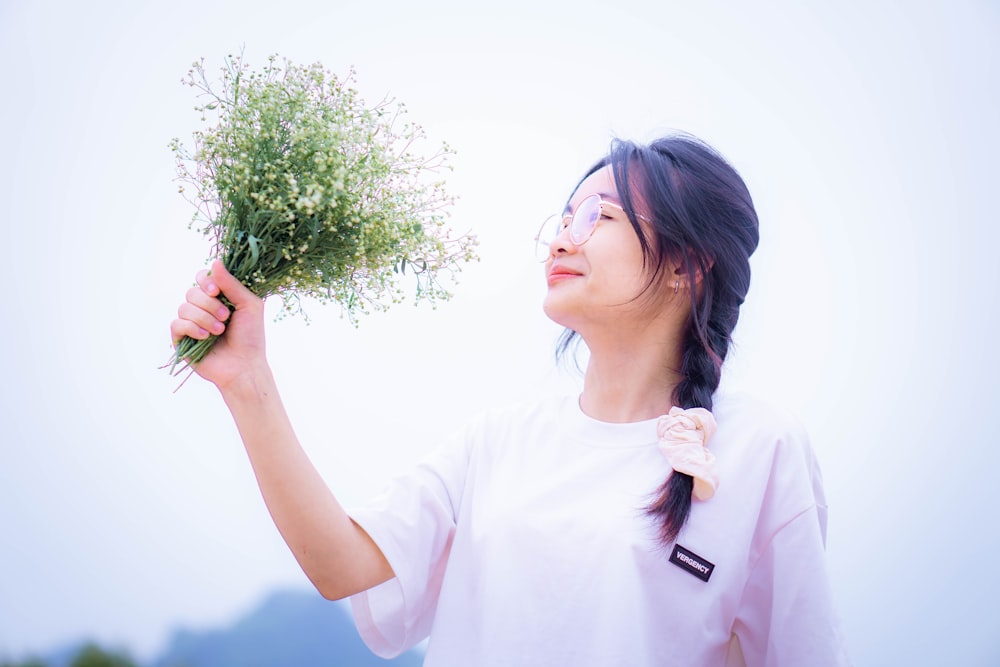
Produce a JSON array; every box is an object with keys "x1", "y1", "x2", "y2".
[{"x1": 1, "y1": 0, "x2": 997, "y2": 664}]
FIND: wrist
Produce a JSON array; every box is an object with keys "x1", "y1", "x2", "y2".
[{"x1": 217, "y1": 361, "x2": 277, "y2": 404}]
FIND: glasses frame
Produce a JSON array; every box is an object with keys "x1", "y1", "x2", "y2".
[{"x1": 534, "y1": 194, "x2": 632, "y2": 262}]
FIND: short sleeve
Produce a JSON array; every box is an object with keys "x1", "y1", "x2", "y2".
[
  {"x1": 729, "y1": 414, "x2": 852, "y2": 666},
  {"x1": 731, "y1": 507, "x2": 851, "y2": 666},
  {"x1": 348, "y1": 429, "x2": 472, "y2": 658}
]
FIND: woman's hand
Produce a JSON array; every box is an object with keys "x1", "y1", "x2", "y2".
[{"x1": 170, "y1": 259, "x2": 267, "y2": 390}]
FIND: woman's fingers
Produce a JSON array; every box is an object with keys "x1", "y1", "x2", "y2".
[
  {"x1": 177, "y1": 281, "x2": 229, "y2": 333},
  {"x1": 198, "y1": 261, "x2": 260, "y2": 308},
  {"x1": 177, "y1": 301, "x2": 226, "y2": 336},
  {"x1": 173, "y1": 260, "x2": 264, "y2": 356},
  {"x1": 171, "y1": 265, "x2": 236, "y2": 346},
  {"x1": 185, "y1": 284, "x2": 231, "y2": 322},
  {"x1": 170, "y1": 315, "x2": 210, "y2": 344},
  {"x1": 195, "y1": 267, "x2": 219, "y2": 296}
]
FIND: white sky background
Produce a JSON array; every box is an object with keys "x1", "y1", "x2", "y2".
[{"x1": 0, "y1": 0, "x2": 997, "y2": 664}]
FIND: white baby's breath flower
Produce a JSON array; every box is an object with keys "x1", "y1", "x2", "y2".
[{"x1": 168, "y1": 52, "x2": 478, "y2": 374}]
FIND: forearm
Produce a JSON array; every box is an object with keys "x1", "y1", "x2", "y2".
[{"x1": 219, "y1": 364, "x2": 394, "y2": 600}]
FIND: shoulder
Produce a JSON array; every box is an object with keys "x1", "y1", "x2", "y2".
[
  {"x1": 713, "y1": 392, "x2": 810, "y2": 444},
  {"x1": 711, "y1": 392, "x2": 828, "y2": 523},
  {"x1": 712, "y1": 392, "x2": 817, "y2": 470}
]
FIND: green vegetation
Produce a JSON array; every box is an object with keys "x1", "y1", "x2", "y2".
[
  {"x1": 168, "y1": 52, "x2": 478, "y2": 372},
  {"x1": 1, "y1": 643, "x2": 137, "y2": 667}
]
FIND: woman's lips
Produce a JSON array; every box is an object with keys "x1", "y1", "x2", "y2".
[{"x1": 547, "y1": 265, "x2": 582, "y2": 286}]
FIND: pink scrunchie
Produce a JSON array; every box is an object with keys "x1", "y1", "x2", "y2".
[{"x1": 656, "y1": 406, "x2": 719, "y2": 501}]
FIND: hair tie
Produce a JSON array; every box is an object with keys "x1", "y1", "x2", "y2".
[{"x1": 656, "y1": 407, "x2": 719, "y2": 501}]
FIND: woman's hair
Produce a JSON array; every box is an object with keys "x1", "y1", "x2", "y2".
[{"x1": 560, "y1": 133, "x2": 760, "y2": 546}]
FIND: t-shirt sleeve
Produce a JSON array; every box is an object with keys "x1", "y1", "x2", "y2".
[
  {"x1": 730, "y1": 416, "x2": 852, "y2": 666},
  {"x1": 347, "y1": 427, "x2": 472, "y2": 658},
  {"x1": 731, "y1": 506, "x2": 852, "y2": 666}
]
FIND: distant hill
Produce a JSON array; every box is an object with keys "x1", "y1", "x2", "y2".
[{"x1": 151, "y1": 588, "x2": 423, "y2": 667}]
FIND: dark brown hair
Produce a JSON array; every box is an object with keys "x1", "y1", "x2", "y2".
[{"x1": 560, "y1": 133, "x2": 760, "y2": 544}]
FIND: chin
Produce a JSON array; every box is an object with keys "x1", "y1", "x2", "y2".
[{"x1": 542, "y1": 295, "x2": 579, "y2": 331}]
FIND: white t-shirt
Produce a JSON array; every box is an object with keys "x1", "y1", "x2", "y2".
[{"x1": 349, "y1": 393, "x2": 851, "y2": 666}]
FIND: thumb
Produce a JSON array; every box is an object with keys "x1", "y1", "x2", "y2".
[{"x1": 209, "y1": 259, "x2": 259, "y2": 308}]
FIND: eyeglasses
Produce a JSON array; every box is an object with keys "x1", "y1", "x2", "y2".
[{"x1": 533, "y1": 194, "x2": 628, "y2": 262}]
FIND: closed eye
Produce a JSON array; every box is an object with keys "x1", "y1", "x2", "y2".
[{"x1": 598, "y1": 202, "x2": 626, "y2": 220}]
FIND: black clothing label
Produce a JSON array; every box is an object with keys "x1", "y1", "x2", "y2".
[{"x1": 670, "y1": 544, "x2": 715, "y2": 582}]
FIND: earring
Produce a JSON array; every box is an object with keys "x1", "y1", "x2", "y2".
[{"x1": 674, "y1": 281, "x2": 680, "y2": 294}]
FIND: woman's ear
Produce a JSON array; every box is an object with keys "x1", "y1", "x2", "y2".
[{"x1": 672, "y1": 253, "x2": 713, "y2": 291}]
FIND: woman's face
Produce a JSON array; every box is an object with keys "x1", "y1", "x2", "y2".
[{"x1": 541, "y1": 165, "x2": 667, "y2": 332}]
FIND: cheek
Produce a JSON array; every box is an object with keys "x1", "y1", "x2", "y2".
[
  {"x1": 574, "y1": 265, "x2": 648, "y2": 313},
  {"x1": 598, "y1": 245, "x2": 653, "y2": 295}
]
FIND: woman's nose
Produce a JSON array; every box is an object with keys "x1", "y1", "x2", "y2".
[{"x1": 549, "y1": 222, "x2": 576, "y2": 256}]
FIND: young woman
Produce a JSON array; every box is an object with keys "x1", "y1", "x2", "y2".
[{"x1": 171, "y1": 134, "x2": 850, "y2": 666}]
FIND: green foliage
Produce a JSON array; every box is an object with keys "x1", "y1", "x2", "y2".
[
  {"x1": 0, "y1": 643, "x2": 137, "y2": 667},
  {"x1": 169, "y1": 52, "x2": 478, "y2": 370},
  {"x1": 69, "y1": 644, "x2": 138, "y2": 667}
]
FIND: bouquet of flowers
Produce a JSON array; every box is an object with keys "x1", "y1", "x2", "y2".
[{"x1": 167, "y1": 53, "x2": 477, "y2": 372}]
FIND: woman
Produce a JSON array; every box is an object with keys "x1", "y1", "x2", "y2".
[{"x1": 171, "y1": 134, "x2": 850, "y2": 665}]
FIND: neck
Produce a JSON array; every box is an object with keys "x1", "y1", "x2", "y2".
[{"x1": 577, "y1": 323, "x2": 684, "y2": 423}]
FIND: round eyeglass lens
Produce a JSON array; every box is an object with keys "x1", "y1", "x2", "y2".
[
  {"x1": 570, "y1": 195, "x2": 602, "y2": 244},
  {"x1": 534, "y1": 195, "x2": 606, "y2": 262},
  {"x1": 534, "y1": 214, "x2": 561, "y2": 262}
]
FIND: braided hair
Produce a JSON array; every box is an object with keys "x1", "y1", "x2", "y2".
[{"x1": 561, "y1": 134, "x2": 760, "y2": 546}]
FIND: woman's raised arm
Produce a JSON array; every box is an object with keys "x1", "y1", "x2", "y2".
[{"x1": 171, "y1": 260, "x2": 394, "y2": 599}]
